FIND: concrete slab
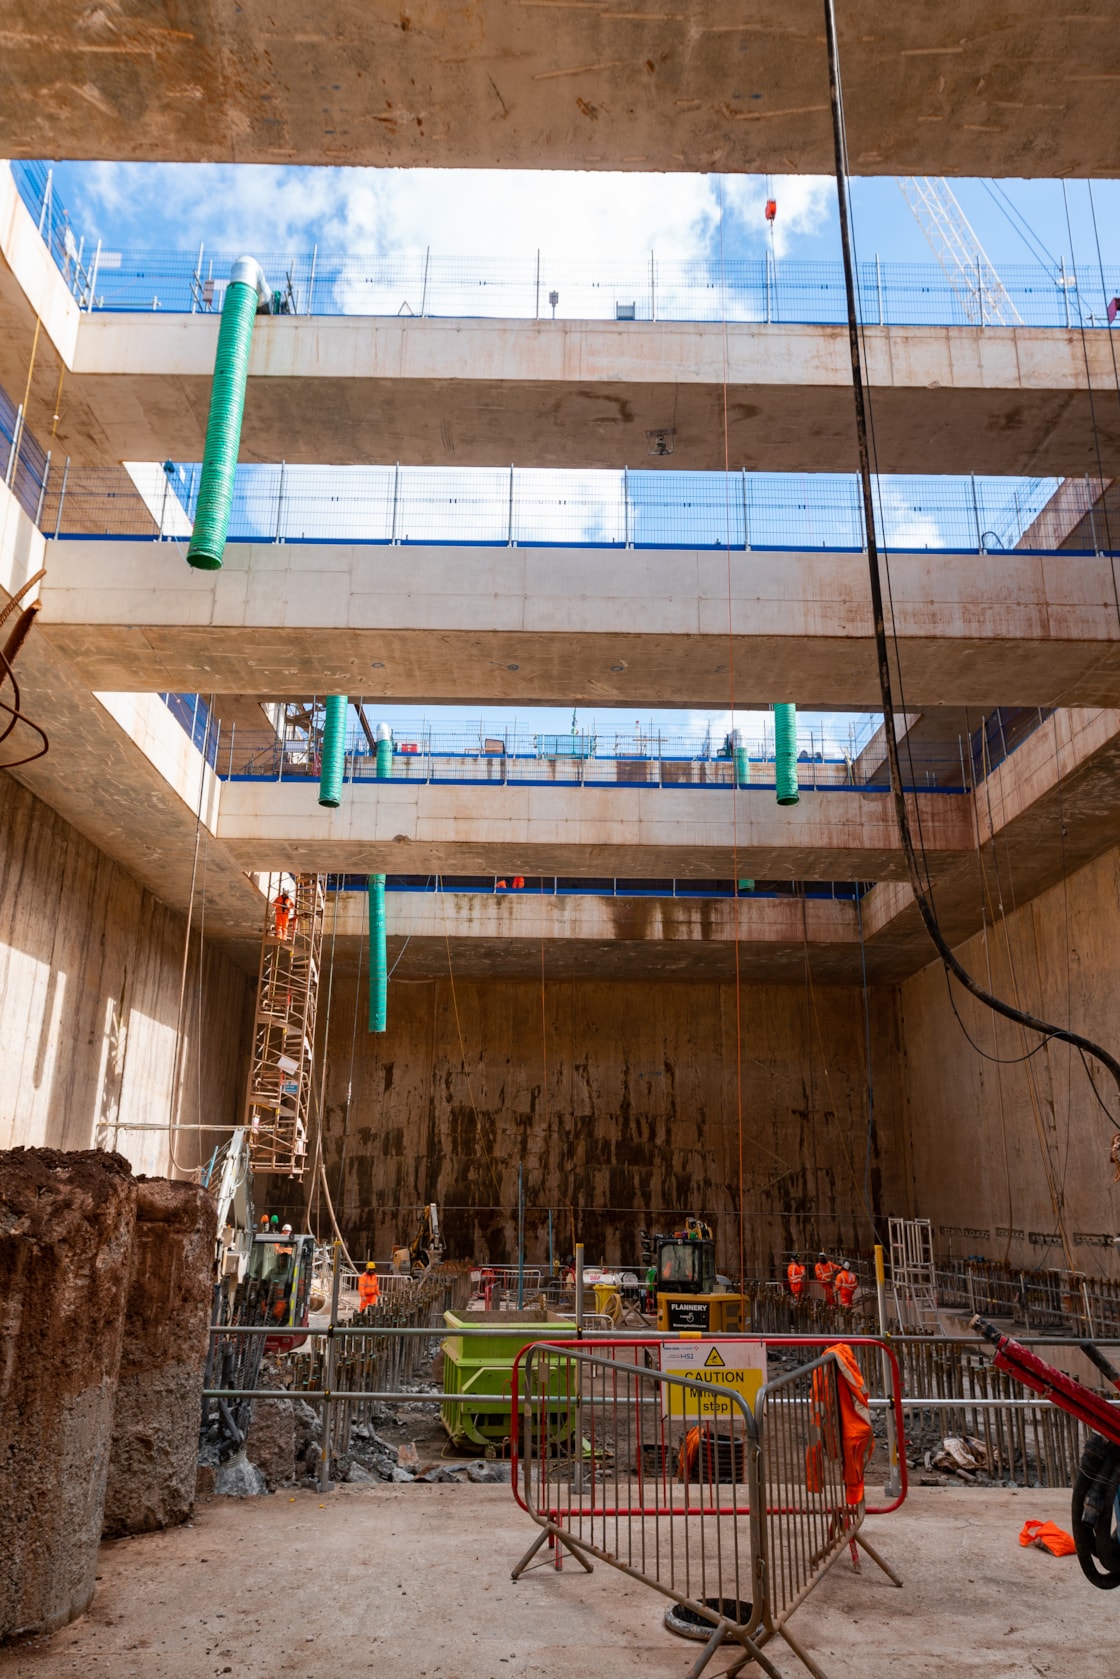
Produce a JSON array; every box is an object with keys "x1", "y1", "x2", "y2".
[
  {"x1": 4, "y1": 180, "x2": 1120, "y2": 477},
  {"x1": 39, "y1": 539, "x2": 1120, "y2": 710},
  {"x1": 0, "y1": 1484, "x2": 1112, "y2": 1679},
  {"x1": 25, "y1": 312, "x2": 1120, "y2": 475},
  {"x1": 2, "y1": 4, "x2": 1119, "y2": 176},
  {"x1": 214, "y1": 778, "x2": 972, "y2": 880},
  {"x1": 336, "y1": 888, "x2": 864, "y2": 983}
]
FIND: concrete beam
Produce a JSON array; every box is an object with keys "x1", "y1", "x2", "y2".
[
  {"x1": 2, "y1": 7, "x2": 1118, "y2": 176},
  {"x1": 21, "y1": 313, "x2": 1120, "y2": 475},
  {"x1": 214, "y1": 779, "x2": 971, "y2": 879},
  {"x1": 327, "y1": 889, "x2": 861, "y2": 982},
  {"x1": 1, "y1": 484, "x2": 264, "y2": 940},
  {"x1": 40, "y1": 539, "x2": 1120, "y2": 711}
]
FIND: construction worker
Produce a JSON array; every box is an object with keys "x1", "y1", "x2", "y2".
[
  {"x1": 512, "y1": 876, "x2": 525, "y2": 889},
  {"x1": 786, "y1": 1253, "x2": 806, "y2": 1301},
  {"x1": 835, "y1": 1259, "x2": 859, "y2": 1311},
  {"x1": 358, "y1": 1260, "x2": 380, "y2": 1312},
  {"x1": 273, "y1": 889, "x2": 294, "y2": 938},
  {"x1": 814, "y1": 1251, "x2": 838, "y2": 1307}
]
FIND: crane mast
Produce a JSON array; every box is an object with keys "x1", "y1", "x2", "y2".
[{"x1": 896, "y1": 176, "x2": 1022, "y2": 326}]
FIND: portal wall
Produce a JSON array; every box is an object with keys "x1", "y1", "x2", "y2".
[
  {"x1": 302, "y1": 971, "x2": 906, "y2": 1274},
  {"x1": 896, "y1": 844, "x2": 1120, "y2": 1273},
  {"x1": 0, "y1": 774, "x2": 251, "y2": 1173}
]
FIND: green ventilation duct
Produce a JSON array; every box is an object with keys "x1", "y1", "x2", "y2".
[
  {"x1": 186, "y1": 257, "x2": 271, "y2": 570},
  {"x1": 774, "y1": 703, "x2": 800, "y2": 806},
  {"x1": 738, "y1": 879, "x2": 755, "y2": 893},
  {"x1": 730, "y1": 729, "x2": 748, "y2": 788},
  {"x1": 318, "y1": 694, "x2": 347, "y2": 808},
  {"x1": 368, "y1": 721, "x2": 391, "y2": 1033}
]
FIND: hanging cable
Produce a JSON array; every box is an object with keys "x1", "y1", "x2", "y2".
[
  {"x1": 1060, "y1": 181, "x2": 1119, "y2": 575},
  {"x1": 716, "y1": 174, "x2": 748, "y2": 1300},
  {"x1": 822, "y1": 0, "x2": 1120, "y2": 1133},
  {"x1": 979, "y1": 181, "x2": 1060, "y2": 272}
]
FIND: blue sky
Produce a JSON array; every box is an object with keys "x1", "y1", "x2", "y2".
[{"x1": 45, "y1": 163, "x2": 1120, "y2": 282}]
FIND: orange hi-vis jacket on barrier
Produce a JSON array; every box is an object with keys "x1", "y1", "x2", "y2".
[
  {"x1": 805, "y1": 1342, "x2": 875, "y2": 1505},
  {"x1": 358, "y1": 1272, "x2": 380, "y2": 1309},
  {"x1": 835, "y1": 1266, "x2": 858, "y2": 1308},
  {"x1": 787, "y1": 1261, "x2": 806, "y2": 1299},
  {"x1": 814, "y1": 1259, "x2": 838, "y2": 1305}
]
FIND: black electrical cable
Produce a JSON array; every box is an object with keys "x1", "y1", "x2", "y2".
[
  {"x1": 822, "y1": 0, "x2": 1120, "y2": 1115},
  {"x1": 980, "y1": 180, "x2": 1060, "y2": 272},
  {"x1": 1061, "y1": 180, "x2": 1118, "y2": 567}
]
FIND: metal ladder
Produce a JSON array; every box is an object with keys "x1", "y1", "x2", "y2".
[
  {"x1": 888, "y1": 1216, "x2": 942, "y2": 1331},
  {"x1": 243, "y1": 872, "x2": 326, "y2": 1176}
]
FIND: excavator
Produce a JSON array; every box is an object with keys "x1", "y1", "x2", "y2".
[{"x1": 393, "y1": 1202, "x2": 445, "y2": 1275}]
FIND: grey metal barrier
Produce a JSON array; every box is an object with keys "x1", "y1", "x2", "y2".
[{"x1": 509, "y1": 1340, "x2": 902, "y2": 1679}]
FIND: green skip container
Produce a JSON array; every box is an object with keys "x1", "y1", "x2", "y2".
[{"x1": 441, "y1": 1310, "x2": 579, "y2": 1450}]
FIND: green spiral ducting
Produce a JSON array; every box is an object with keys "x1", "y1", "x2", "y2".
[
  {"x1": 774, "y1": 702, "x2": 800, "y2": 806},
  {"x1": 368, "y1": 875, "x2": 387, "y2": 1033},
  {"x1": 369, "y1": 722, "x2": 392, "y2": 1033},
  {"x1": 186, "y1": 258, "x2": 268, "y2": 570},
  {"x1": 733, "y1": 745, "x2": 748, "y2": 787},
  {"x1": 318, "y1": 694, "x2": 347, "y2": 808}
]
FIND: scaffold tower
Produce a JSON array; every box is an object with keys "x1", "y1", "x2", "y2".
[{"x1": 243, "y1": 872, "x2": 325, "y2": 1176}]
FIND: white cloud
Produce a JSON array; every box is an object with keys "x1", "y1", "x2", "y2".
[
  {"x1": 721, "y1": 175, "x2": 835, "y2": 261},
  {"x1": 72, "y1": 164, "x2": 833, "y2": 318}
]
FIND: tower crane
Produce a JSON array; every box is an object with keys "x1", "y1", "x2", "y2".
[{"x1": 895, "y1": 177, "x2": 1022, "y2": 326}]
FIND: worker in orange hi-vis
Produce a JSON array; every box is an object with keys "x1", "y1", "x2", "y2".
[
  {"x1": 357, "y1": 1261, "x2": 380, "y2": 1312},
  {"x1": 835, "y1": 1259, "x2": 859, "y2": 1311},
  {"x1": 786, "y1": 1253, "x2": 806, "y2": 1301},
  {"x1": 273, "y1": 889, "x2": 294, "y2": 938},
  {"x1": 814, "y1": 1251, "x2": 838, "y2": 1307},
  {"x1": 512, "y1": 876, "x2": 525, "y2": 889}
]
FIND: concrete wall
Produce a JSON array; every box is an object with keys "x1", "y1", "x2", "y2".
[
  {"x1": 287, "y1": 972, "x2": 906, "y2": 1276},
  {"x1": 0, "y1": 773, "x2": 251, "y2": 1174},
  {"x1": 896, "y1": 844, "x2": 1120, "y2": 1274}
]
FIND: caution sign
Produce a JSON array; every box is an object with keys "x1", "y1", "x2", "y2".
[{"x1": 664, "y1": 1340, "x2": 768, "y2": 1418}]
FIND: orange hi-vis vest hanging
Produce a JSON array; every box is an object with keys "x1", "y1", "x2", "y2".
[
  {"x1": 805, "y1": 1342, "x2": 875, "y2": 1506},
  {"x1": 787, "y1": 1261, "x2": 806, "y2": 1298}
]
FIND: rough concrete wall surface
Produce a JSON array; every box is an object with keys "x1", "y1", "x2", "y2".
[
  {"x1": 279, "y1": 974, "x2": 904, "y2": 1274},
  {"x1": 0, "y1": 775, "x2": 251, "y2": 1173},
  {"x1": 101, "y1": 1177, "x2": 218, "y2": 1539},
  {"x1": 0, "y1": 1148, "x2": 136, "y2": 1643},
  {"x1": 897, "y1": 844, "x2": 1120, "y2": 1272}
]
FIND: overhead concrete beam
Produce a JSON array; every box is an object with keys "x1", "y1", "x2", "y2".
[
  {"x1": 326, "y1": 888, "x2": 861, "y2": 983},
  {"x1": 214, "y1": 779, "x2": 971, "y2": 880},
  {"x1": 1, "y1": 7, "x2": 1118, "y2": 177},
  {"x1": 1, "y1": 484, "x2": 263, "y2": 938},
  {"x1": 25, "y1": 313, "x2": 1120, "y2": 475},
  {"x1": 39, "y1": 539, "x2": 1120, "y2": 711},
  {"x1": 2, "y1": 168, "x2": 1117, "y2": 477}
]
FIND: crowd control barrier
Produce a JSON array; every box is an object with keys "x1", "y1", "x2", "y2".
[{"x1": 510, "y1": 1338, "x2": 904, "y2": 1679}]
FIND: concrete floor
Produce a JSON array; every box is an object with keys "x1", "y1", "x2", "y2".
[{"x1": 0, "y1": 1485, "x2": 1114, "y2": 1679}]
